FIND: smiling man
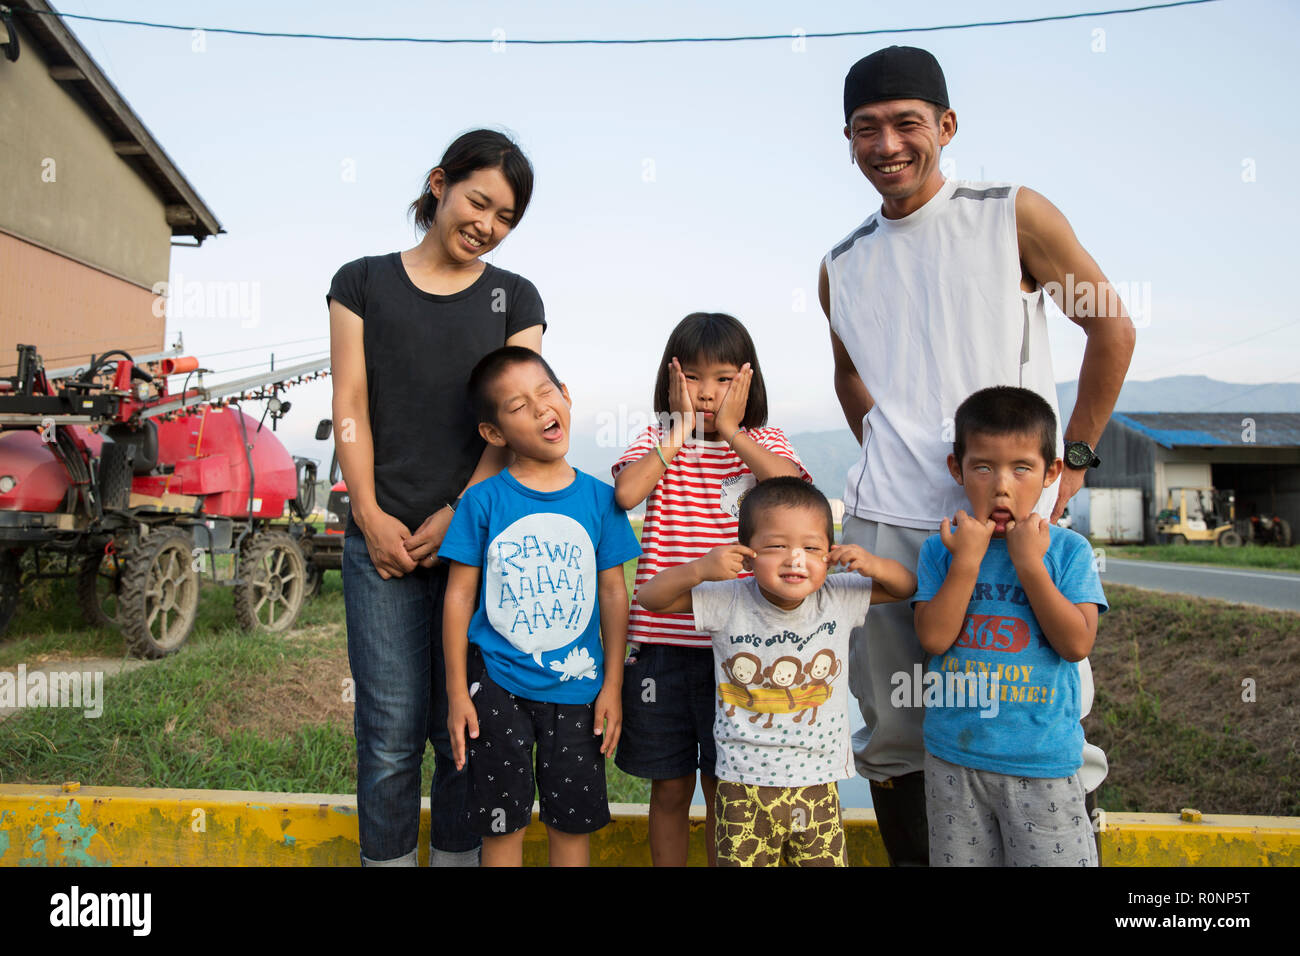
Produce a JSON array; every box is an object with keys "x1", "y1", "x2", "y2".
[{"x1": 817, "y1": 45, "x2": 1135, "y2": 866}]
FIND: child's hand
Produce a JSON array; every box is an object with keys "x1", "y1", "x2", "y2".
[
  {"x1": 940, "y1": 510, "x2": 995, "y2": 565},
  {"x1": 699, "y1": 544, "x2": 755, "y2": 582},
  {"x1": 713, "y1": 362, "x2": 752, "y2": 439},
  {"x1": 828, "y1": 543, "x2": 878, "y2": 578},
  {"x1": 447, "y1": 693, "x2": 479, "y2": 771},
  {"x1": 667, "y1": 357, "x2": 695, "y2": 445},
  {"x1": 593, "y1": 684, "x2": 622, "y2": 756},
  {"x1": 1005, "y1": 512, "x2": 1051, "y2": 570},
  {"x1": 403, "y1": 506, "x2": 454, "y2": 567}
]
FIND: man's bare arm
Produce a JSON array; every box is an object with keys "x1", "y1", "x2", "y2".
[
  {"x1": 820, "y1": 260, "x2": 874, "y2": 445},
  {"x1": 1017, "y1": 188, "x2": 1136, "y2": 519}
]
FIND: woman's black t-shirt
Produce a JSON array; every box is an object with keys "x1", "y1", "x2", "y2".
[{"x1": 327, "y1": 253, "x2": 545, "y2": 533}]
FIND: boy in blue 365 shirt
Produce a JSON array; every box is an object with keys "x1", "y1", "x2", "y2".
[
  {"x1": 440, "y1": 347, "x2": 641, "y2": 867},
  {"x1": 912, "y1": 387, "x2": 1106, "y2": 867}
]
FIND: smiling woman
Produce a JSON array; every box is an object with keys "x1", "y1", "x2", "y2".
[{"x1": 326, "y1": 129, "x2": 546, "y2": 867}]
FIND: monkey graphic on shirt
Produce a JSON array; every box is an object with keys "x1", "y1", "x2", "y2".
[
  {"x1": 717, "y1": 650, "x2": 838, "y2": 728},
  {"x1": 757, "y1": 656, "x2": 804, "y2": 728},
  {"x1": 720, "y1": 652, "x2": 763, "y2": 717},
  {"x1": 797, "y1": 648, "x2": 841, "y2": 725}
]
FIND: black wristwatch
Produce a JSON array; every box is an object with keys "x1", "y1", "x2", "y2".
[{"x1": 1064, "y1": 440, "x2": 1101, "y2": 470}]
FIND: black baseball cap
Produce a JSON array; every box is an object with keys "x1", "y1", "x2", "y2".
[{"x1": 843, "y1": 46, "x2": 950, "y2": 123}]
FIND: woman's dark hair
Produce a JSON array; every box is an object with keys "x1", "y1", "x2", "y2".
[
  {"x1": 408, "y1": 129, "x2": 534, "y2": 233},
  {"x1": 652, "y1": 312, "x2": 768, "y2": 429}
]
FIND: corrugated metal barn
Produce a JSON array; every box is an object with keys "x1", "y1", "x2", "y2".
[{"x1": 1092, "y1": 412, "x2": 1300, "y2": 542}]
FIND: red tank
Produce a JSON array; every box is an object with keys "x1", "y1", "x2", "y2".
[
  {"x1": 0, "y1": 427, "x2": 101, "y2": 513},
  {"x1": 131, "y1": 405, "x2": 296, "y2": 518}
]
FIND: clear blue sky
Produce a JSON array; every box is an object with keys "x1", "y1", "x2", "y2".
[{"x1": 50, "y1": 0, "x2": 1300, "y2": 462}]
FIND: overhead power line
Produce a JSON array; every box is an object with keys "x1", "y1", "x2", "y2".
[
  {"x1": 1132, "y1": 317, "x2": 1300, "y2": 379},
  {"x1": 18, "y1": 1, "x2": 1220, "y2": 46},
  {"x1": 209, "y1": 349, "x2": 330, "y2": 378},
  {"x1": 195, "y1": 335, "x2": 330, "y2": 361}
]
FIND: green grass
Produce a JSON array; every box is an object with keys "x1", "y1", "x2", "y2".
[
  {"x1": 1096, "y1": 543, "x2": 1300, "y2": 571},
  {"x1": 2, "y1": 634, "x2": 347, "y2": 791},
  {"x1": 7, "y1": 564, "x2": 1296, "y2": 816},
  {"x1": 2, "y1": 567, "x2": 653, "y2": 801}
]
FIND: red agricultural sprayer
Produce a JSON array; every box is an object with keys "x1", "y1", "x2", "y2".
[{"x1": 0, "y1": 343, "x2": 329, "y2": 656}]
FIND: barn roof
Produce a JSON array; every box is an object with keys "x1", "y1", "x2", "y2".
[
  {"x1": 9, "y1": 1, "x2": 223, "y2": 241},
  {"x1": 1111, "y1": 412, "x2": 1300, "y2": 449}
]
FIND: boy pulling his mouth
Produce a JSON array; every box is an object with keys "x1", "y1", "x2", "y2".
[{"x1": 913, "y1": 386, "x2": 1107, "y2": 867}]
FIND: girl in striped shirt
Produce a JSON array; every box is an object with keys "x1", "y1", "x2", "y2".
[{"x1": 611, "y1": 312, "x2": 811, "y2": 866}]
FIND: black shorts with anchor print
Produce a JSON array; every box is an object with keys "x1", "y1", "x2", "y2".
[{"x1": 464, "y1": 649, "x2": 611, "y2": 837}]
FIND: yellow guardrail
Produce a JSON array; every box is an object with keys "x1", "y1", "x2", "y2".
[{"x1": 2, "y1": 784, "x2": 1297, "y2": 866}]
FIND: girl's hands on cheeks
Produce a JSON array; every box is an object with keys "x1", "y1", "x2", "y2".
[
  {"x1": 700, "y1": 544, "x2": 756, "y2": 582},
  {"x1": 939, "y1": 509, "x2": 995, "y2": 566},
  {"x1": 712, "y1": 362, "x2": 753, "y2": 438},
  {"x1": 1005, "y1": 513, "x2": 1051, "y2": 570},
  {"x1": 358, "y1": 509, "x2": 418, "y2": 579},
  {"x1": 828, "y1": 543, "x2": 878, "y2": 577},
  {"x1": 667, "y1": 357, "x2": 695, "y2": 446}
]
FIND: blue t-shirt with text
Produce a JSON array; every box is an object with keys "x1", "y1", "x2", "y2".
[
  {"x1": 439, "y1": 468, "x2": 641, "y2": 705},
  {"x1": 912, "y1": 524, "x2": 1107, "y2": 778}
]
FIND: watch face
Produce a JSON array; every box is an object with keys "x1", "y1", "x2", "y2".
[{"x1": 1066, "y1": 443, "x2": 1092, "y2": 467}]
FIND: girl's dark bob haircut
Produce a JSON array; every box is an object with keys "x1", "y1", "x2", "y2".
[
  {"x1": 652, "y1": 312, "x2": 768, "y2": 429},
  {"x1": 408, "y1": 129, "x2": 534, "y2": 234}
]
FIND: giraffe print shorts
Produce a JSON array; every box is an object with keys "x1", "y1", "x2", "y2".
[
  {"x1": 715, "y1": 780, "x2": 847, "y2": 867},
  {"x1": 925, "y1": 752, "x2": 1097, "y2": 867}
]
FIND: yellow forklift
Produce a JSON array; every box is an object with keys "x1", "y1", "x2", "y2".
[{"x1": 1156, "y1": 487, "x2": 1242, "y2": 547}]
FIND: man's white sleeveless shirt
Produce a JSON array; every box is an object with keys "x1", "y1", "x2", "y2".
[{"x1": 824, "y1": 178, "x2": 1062, "y2": 529}]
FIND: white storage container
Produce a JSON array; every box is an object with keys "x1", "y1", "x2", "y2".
[{"x1": 1088, "y1": 487, "x2": 1145, "y2": 543}]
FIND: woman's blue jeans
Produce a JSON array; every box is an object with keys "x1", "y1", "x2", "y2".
[{"x1": 343, "y1": 527, "x2": 479, "y2": 864}]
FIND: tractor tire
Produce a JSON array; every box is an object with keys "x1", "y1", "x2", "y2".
[
  {"x1": 295, "y1": 533, "x2": 322, "y2": 600},
  {"x1": 118, "y1": 529, "x2": 200, "y2": 659},
  {"x1": 1165, "y1": 533, "x2": 1188, "y2": 546},
  {"x1": 302, "y1": 560, "x2": 322, "y2": 601},
  {"x1": 99, "y1": 441, "x2": 133, "y2": 512},
  {"x1": 0, "y1": 550, "x2": 21, "y2": 638},
  {"x1": 234, "y1": 530, "x2": 307, "y2": 633},
  {"x1": 1218, "y1": 529, "x2": 1244, "y2": 548},
  {"x1": 1275, "y1": 519, "x2": 1292, "y2": 548},
  {"x1": 77, "y1": 551, "x2": 124, "y2": 629}
]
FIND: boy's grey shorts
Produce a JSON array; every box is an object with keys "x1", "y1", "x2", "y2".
[{"x1": 925, "y1": 753, "x2": 1097, "y2": 867}]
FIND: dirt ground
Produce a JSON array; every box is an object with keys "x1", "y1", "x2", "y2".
[
  {"x1": 1083, "y1": 585, "x2": 1300, "y2": 816},
  {"x1": 204, "y1": 624, "x2": 354, "y2": 741}
]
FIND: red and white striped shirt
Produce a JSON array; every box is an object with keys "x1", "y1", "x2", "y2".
[{"x1": 613, "y1": 425, "x2": 811, "y2": 647}]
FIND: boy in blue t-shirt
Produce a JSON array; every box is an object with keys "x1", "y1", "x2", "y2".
[
  {"x1": 440, "y1": 347, "x2": 641, "y2": 867},
  {"x1": 912, "y1": 386, "x2": 1107, "y2": 867}
]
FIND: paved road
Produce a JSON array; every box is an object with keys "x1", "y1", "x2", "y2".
[{"x1": 1100, "y1": 558, "x2": 1300, "y2": 613}]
